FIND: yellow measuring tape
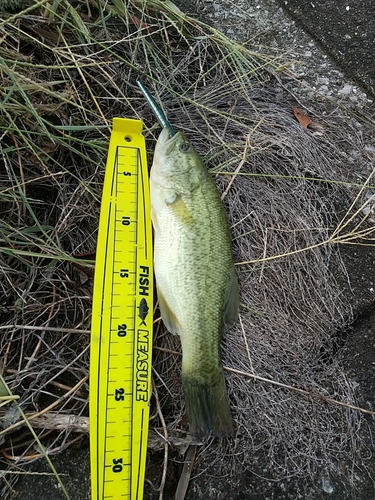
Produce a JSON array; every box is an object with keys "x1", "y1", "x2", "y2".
[{"x1": 90, "y1": 118, "x2": 153, "y2": 499}]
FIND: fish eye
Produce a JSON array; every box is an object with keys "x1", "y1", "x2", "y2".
[{"x1": 179, "y1": 142, "x2": 191, "y2": 152}]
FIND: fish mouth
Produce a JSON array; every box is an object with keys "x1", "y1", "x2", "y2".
[{"x1": 157, "y1": 128, "x2": 183, "y2": 155}]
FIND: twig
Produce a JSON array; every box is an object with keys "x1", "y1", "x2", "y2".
[
  {"x1": 153, "y1": 380, "x2": 169, "y2": 500},
  {"x1": 225, "y1": 366, "x2": 375, "y2": 416},
  {"x1": 330, "y1": 167, "x2": 375, "y2": 239},
  {"x1": 221, "y1": 131, "x2": 251, "y2": 200},
  {"x1": 153, "y1": 347, "x2": 375, "y2": 416},
  {"x1": 5, "y1": 412, "x2": 90, "y2": 433},
  {"x1": 25, "y1": 284, "x2": 57, "y2": 371},
  {"x1": 2, "y1": 434, "x2": 84, "y2": 461},
  {"x1": 0, "y1": 325, "x2": 90, "y2": 334},
  {"x1": 0, "y1": 376, "x2": 88, "y2": 437},
  {"x1": 0, "y1": 395, "x2": 20, "y2": 409},
  {"x1": 236, "y1": 239, "x2": 328, "y2": 266},
  {"x1": 174, "y1": 445, "x2": 197, "y2": 500},
  {"x1": 0, "y1": 0, "x2": 50, "y2": 28},
  {"x1": 221, "y1": 118, "x2": 265, "y2": 201},
  {"x1": 239, "y1": 315, "x2": 254, "y2": 375},
  {"x1": 5, "y1": 368, "x2": 86, "y2": 398}
]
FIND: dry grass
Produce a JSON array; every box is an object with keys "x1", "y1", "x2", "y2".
[{"x1": 0, "y1": 0, "x2": 374, "y2": 498}]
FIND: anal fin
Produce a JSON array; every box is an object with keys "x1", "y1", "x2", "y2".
[
  {"x1": 223, "y1": 268, "x2": 239, "y2": 326},
  {"x1": 157, "y1": 286, "x2": 180, "y2": 335}
]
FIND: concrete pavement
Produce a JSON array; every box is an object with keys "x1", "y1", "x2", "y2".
[{"x1": 276, "y1": 0, "x2": 375, "y2": 98}]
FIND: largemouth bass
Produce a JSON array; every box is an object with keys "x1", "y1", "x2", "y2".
[{"x1": 150, "y1": 127, "x2": 239, "y2": 438}]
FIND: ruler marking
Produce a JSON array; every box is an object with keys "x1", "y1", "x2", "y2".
[
  {"x1": 138, "y1": 148, "x2": 148, "y2": 260},
  {"x1": 95, "y1": 144, "x2": 117, "y2": 498},
  {"x1": 95, "y1": 205, "x2": 110, "y2": 498},
  {"x1": 136, "y1": 408, "x2": 145, "y2": 499},
  {"x1": 119, "y1": 143, "x2": 139, "y2": 499},
  {"x1": 129, "y1": 145, "x2": 140, "y2": 498},
  {"x1": 101, "y1": 148, "x2": 119, "y2": 500},
  {"x1": 130, "y1": 143, "x2": 144, "y2": 499}
]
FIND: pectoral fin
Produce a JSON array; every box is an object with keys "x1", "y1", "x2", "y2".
[
  {"x1": 151, "y1": 207, "x2": 159, "y2": 231},
  {"x1": 166, "y1": 194, "x2": 194, "y2": 226},
  {"x1": 157, "y1": 286, "x2": 181, "y2": 335},
  {"x1": 222, "y1": 268, "x2": 239, "y2": 326}
]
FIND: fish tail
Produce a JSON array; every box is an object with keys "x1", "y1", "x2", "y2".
[{"x1": 182, "y1": 368, "x2": 233, "y2": 438}]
